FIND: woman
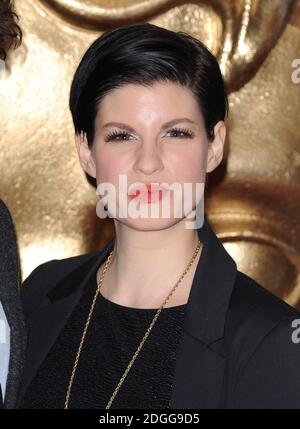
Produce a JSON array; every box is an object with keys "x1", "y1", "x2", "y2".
[{"x1": 18, "y1": 22, "x2": 300, "y2": 409}]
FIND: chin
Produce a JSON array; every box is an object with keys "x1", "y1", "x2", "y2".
[{"x1": 115, "y1": 216, "x2": 185, "y2": 232}]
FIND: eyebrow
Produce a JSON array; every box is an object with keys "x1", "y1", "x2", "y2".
[{"x1": 102, "y1": 118, "x2": 196, "y2": 132}]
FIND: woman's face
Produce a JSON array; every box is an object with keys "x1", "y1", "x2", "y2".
[{"x1": 76, "y1": 81, "x2": 226, "y2": 231}]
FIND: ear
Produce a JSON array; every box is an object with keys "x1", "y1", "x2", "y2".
[
  {"x1": 206, "y1": 121, "x2": 226, "y2": 173},
  {"x1": 74, "y1": 131, "x2": 96, "y2": 178}
]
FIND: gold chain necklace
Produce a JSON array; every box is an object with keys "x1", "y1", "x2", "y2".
[{"x1": 64, "y1": 239, "x2": 201, "y2": 409}]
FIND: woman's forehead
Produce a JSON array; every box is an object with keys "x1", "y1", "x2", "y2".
[{"x1": 95, "y1": 84, "x2": 202, "y2": 127}]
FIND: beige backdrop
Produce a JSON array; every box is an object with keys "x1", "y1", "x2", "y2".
[{"x1": 1, "y1": 0, "x2": 300, "y2": 310}]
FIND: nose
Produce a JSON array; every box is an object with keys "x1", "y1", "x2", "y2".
[{"x1": 133, "y1": 141, "x2": 164, "y2": 175}]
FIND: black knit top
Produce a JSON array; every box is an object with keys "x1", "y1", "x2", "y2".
[{"x1": 19, "y1": 271, "x2": 187, "y2": 409}]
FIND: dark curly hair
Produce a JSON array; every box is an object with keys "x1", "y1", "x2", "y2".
[{"x1": 0, "y1": 0, "x2": 22, "y2": 61}]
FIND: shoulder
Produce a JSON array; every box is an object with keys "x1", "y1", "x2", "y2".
[
  {"x1": 21, "y1": 251, "x2": 100, "y2": 315},
  {"x1": 0, "y1": 199, "x2": 16, "y2": 231},
  {"x1": 231, "y1": 270, "x2": 300, "y2": 323},
  {"x1": 0, "y1": 199, "x2": 10, "y2": 217},
  {"x1": 225, "y1": 271, "x2": 300, "y2": 407},
  {"x1": 221, "y1": 269, "x2": 300, "y2": 359},
  {"x1": 0, "y1": 199, "x2": 19, "y2": 273},
  {"x1": 227, "y1": 269, "x2": 300, "y2": 347}
]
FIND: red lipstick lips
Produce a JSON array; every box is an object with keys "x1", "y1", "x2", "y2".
[{"x1": 128, "y1": 183, "x2": 167, "y2": 203}]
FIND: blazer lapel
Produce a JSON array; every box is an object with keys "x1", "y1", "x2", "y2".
[
  {"x1": 18, "y1": 237, "x2": 116, "y2": 403},
  {"x1": 169, "y1": 331, "x2": 227, "y2": 408},
  {"x1": 170, "y1": 217, "x2": 237, "y2": 408}
]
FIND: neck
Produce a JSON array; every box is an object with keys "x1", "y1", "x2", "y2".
[{"x1": 99, "y1": 218, "x2": 202, "y2": 309}]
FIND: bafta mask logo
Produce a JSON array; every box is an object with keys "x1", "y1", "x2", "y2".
[{"x1": 38, "y1": 0, "x2": 294, "y2": 92}]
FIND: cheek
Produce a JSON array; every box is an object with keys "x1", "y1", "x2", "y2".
[
  {"x1": 94, "y1": 151, "x2": 125, "y2": 185},
  {"x1": 173, "y1": 150, "x2": 207, "y2": 183}
]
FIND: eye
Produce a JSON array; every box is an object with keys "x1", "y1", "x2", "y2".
[
  {"x1": 166, "y1": 127, "x2": 194, "y2": 139},
  {"x1": 104, "y1": 130, "x2": 134, "y2": 142},
  {"x1": 104, "y1": 127, "x2": 195, "y2": 143}
]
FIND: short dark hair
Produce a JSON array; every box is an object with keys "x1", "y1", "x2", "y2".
[
  {"x1": 69, "y1": 22, "x2": 228, "y2": 147},
  {"x1": 0, "y1": 0, "x2": 22, "y2": 61}
]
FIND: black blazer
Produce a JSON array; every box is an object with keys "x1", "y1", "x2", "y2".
[
  {"x1": 0, "y1": 200, "x2": 26, "y2": 409},
  {"x1": 18, "y1": 217, "x2": 300, "y2": 408}
]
